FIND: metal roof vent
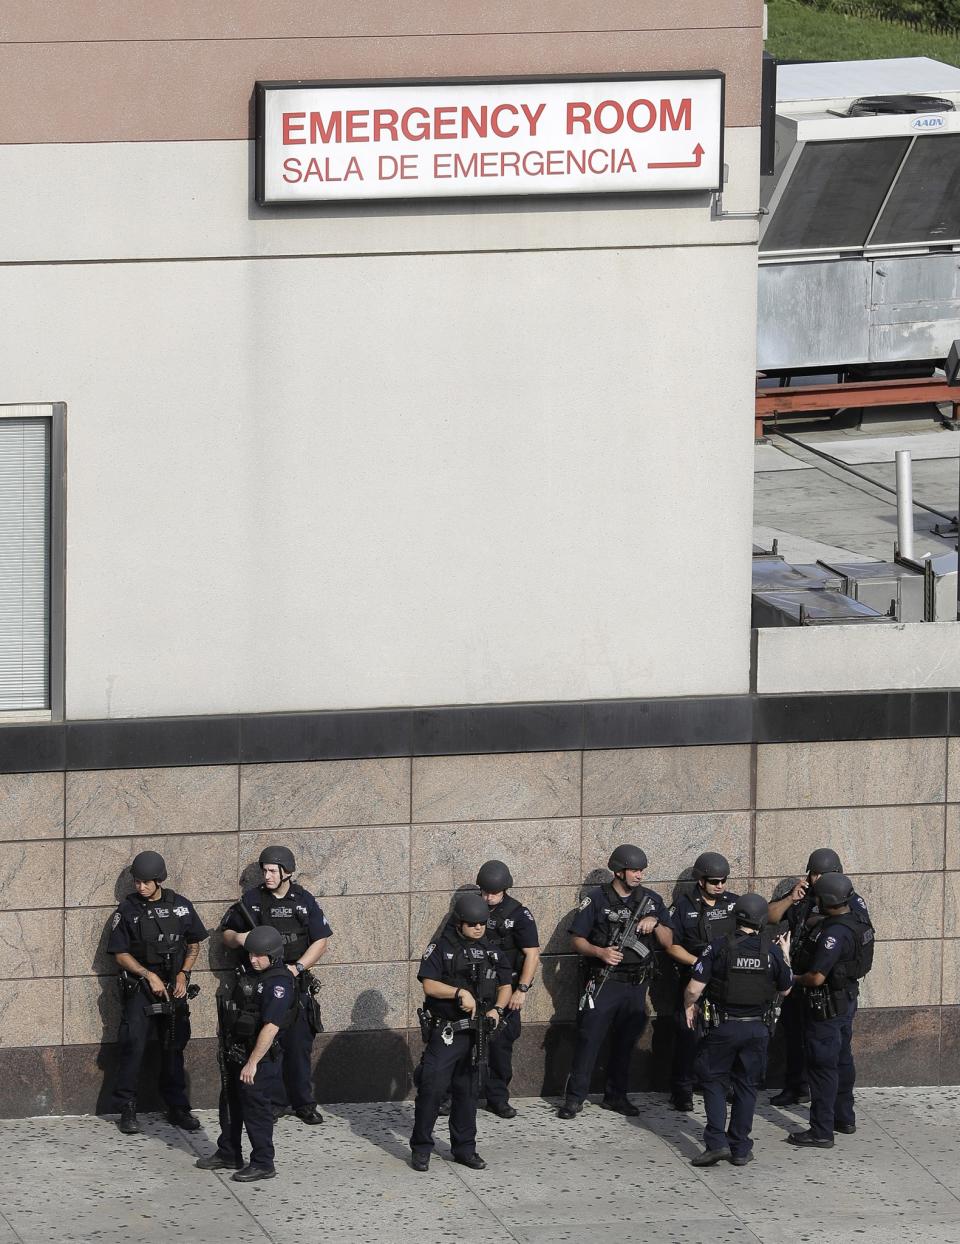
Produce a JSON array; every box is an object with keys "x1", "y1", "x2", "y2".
[{"x1": 844, "y1": 94, "x2": 955, "y2": 116}]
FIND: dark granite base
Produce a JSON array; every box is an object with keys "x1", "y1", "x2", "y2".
[{"x1": 2, "y1": 1007, "x2": 957, "y2": 1117}]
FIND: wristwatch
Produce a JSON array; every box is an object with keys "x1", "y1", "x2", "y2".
[
  {"x1": 295, "y1": 961, "x2": 306, "y2": 975},
  {"x1": 517, "y1": 983, "x2": 532, "y2": 993},
  {"x1": 181, "y1": 970, "x2": 192, "y2": 982}
]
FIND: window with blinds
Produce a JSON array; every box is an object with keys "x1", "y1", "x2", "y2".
[{"x1": 0, "y1": 416, "x2": 51, "y2": 710}]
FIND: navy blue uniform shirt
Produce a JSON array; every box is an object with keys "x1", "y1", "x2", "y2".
[
  {"x1": 668, "y1": 890, "x2": 739, "y2": 955},
  {"x1": 107, "y1": 889, "x2": 208, "y2": 958},
  {"x1": 569, "y1": 884, "x2": 668, "y2": 968},
  {"x1": 787, "y1": 889, "x2": 871, "y2": 936},
  {"x1": 806, "y1": 920, "x2": 859, "y2": 983},
  {"x1": 256, "y1": 968, "x2": 297, "y2": 1027},
  {"x1": 222, "y1": 883, "x2": 333, "y2": 942}
]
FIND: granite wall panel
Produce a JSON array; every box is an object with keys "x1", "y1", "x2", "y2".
[
  {"x1": 66, "y1": 765, "x2": 237, "y2": 839},
  {"x1": 409, "y1": 818, "x2": 582, "y2": 890},
  {"x1": 0, "y1": 771, "x2": 63, "y2": 841},
  {"x1": 0, "y1": 978, "x2": 62, "y2": 1046},
  {"x1": 412, "y1": 752, "x2": 580, "y2": 823},
  {"x1": 238, "y1": 826, "x2": 410, "y2": 897},
  {"x1": 582, "y1": 745, "x2": 752, "y2": 815},
  {"x1": 581, "y1": 812, "x2": 752, "y2": 882},
  {"x1": 239, "y1": 758, "x2": 410, "y2": 831},
  {"x1": 0, "y1": 910, "x2": 63, "y2": 978},
  {"x1": 64, "y1": 833, "x2": 239, "y2": 908},
  {"x1": 0, "y1": 840, "x2": 64, "y2": 910},
  {"x1": 755, "y1": 805, "x2": 945, "y2": 878},
  {"x1": 757, "y1": 738, "x2": 946, "y2": 809}
]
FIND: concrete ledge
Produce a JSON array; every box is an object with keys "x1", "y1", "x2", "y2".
[{"x1": 754, "y1": 621, "x2": 960, "y2": 695}]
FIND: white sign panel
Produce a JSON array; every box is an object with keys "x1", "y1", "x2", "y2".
[{"x1": 256, "y1": 75, "x2": 724, "y2": 204}]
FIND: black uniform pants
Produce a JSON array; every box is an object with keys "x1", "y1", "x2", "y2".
[
  {"x1": 777, "y1": 987, "x2": 809, "y2": 1094},
  {"x1": 694, "y1": 1018, "x2": 770, "y2": 1159},
  {"x1": 271, "y1": 995, "x2": 316, "y2": 1112},
  {"x1": 410, "y1": 1030, "x2": 478, "y2": 1159},
  {"x1": 566, "y1": 977, "x2": 649, "y2": 1104},
  {"x1": 113, "y1": 990, "x2": 190, "y2": 1110},
  {"x1": 669, "y1": 972, "x2": 697, "y2": 1095},
  {"x1": 216, "y1": 1055, "x2": 282, "y2": 1170},
  {"x1": 486, "y1": 1008, "x2": 521, "y2": 1106},
  {"x1": 804, "y1": 998, "x2": 857, "y2": 1140}
]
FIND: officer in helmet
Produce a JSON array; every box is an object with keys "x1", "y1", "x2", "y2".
[
  {"x1": 683, "y1": 893, "x2": 793, "y2": 1167},
  {"x1": 409, "y1": 890, "x2": 513, "y2": 1172},
  {"x1": 221, "y1": 845, "x2": 332, "y2": 1125},
  {"x1": 767, "y1": 847, "x2": 871, "y2": 1108},
  {"x1": 475, "y1": 859, "x2": 541, "y2": 1119},
  {"x1": 559, "y1": 844, "x2": 674, "y2": 1120},
  {"x1": 787, "y1": 874, "x2": 874, "y2": 1149},
  {"x1": 664, "y1": 851, "x2": 740, "y2": 1111},
  {"x1": 107, "y1": 850, "x2": 208, "y2": 1136},
  {"x1": 196, "y1": 925, "x2": 298, "y2": 1181}
]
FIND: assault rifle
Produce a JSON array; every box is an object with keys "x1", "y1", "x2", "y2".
[
  {"x1": 579, "y1": 894, "x2": 657, "y2": 1011},
  {"x1": 468, "y1": 963, "x2": 497, "y2": 1094}
]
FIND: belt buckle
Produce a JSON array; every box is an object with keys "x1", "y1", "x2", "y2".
[{"x1": 441, "y1": 1023, "x2": 454, "y2": 1046}]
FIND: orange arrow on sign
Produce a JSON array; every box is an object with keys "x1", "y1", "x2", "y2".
[{"x1": 648, "y1": 143, "x2": 705, "y2": 170}]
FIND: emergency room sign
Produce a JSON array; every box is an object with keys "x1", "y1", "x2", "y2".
[{"x1": 255, "y1": 74, "x2": 724, "y2": 204}]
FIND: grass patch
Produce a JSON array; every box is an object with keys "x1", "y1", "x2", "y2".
[{"x1": 766, "y1": 0, "x2": 960, "y2": 65}]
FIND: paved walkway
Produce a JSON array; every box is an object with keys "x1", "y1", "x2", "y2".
[{"x1": 2, "y1": 1089, "x2": 959, "y2": 1243}]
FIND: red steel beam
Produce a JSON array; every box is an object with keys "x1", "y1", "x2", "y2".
[{"x1": 755, "y1": 377, "x2": 959, "y2": 440}]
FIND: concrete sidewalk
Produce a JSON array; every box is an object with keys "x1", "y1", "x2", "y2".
[{"x1": 2, "y1": 1089, "x2": 959, "y2": 1243}]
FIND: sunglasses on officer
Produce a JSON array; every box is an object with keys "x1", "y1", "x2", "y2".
[{"x1": 704, "y1": 876, "x2": 727, "y2": 886}]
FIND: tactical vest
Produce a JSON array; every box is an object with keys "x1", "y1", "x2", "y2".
[
  {"x1": 821, "y1": 913, "x2": 875, "y2": 992},
  {"x1": 679, "y1": 894, "x2": 737, "y2": 955},
  {"x1": 707, "y1": 933, "x2": 779, "y2": 1010},
  {"x1": 484, "y1": 895, "x2": 525, "y2": 974},
  {"x1": 256, "y1": 886, "x2": 310, "y2": 962},
  {"x1": 588, "y1": 884, "x2": 659, "y2": 962},
  {"x1": 426, "y1": 933, "x2": 501, "y2": 1019},
  {"x1": 225, "y1": 964, "x2": 297, "y2": 1050},
  {"x1": 129, "y1": 895, "x2": 187, "y2": 976},
  {"x1": 792, "y1": 898, "x2": 871, "y2": 975}
]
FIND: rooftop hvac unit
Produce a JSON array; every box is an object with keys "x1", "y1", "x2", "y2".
[
  {"x1": 816, "y1": 559, "x2": 926, "y2": 621},
  {"x1": 757, "y1": 58, "x2": 960, "y2": 373},
  {"x1": 751, "y1": 588, "x2": 895, "y2": 627}
]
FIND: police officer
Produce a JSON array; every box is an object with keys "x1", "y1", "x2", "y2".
[
  {"x1": 787, "y1": 873, "x2": 874, "y2": 1149},
  {"x1": 665, "y1": 852, "x2": 739, "y2": 1111},
  {"x1": 221, "y1": 845, "x2": 331, "y2": 1125},
  {"x1": 559, "y1": 844, "x2": 673, "y2": 1119},
  {"x1": 683, "y1": 893, "x2": 792, "y2": 1167},
  {"x1": 767, "y1": 848, "x2": 872, "y2": 1108},
  {"x1": 107, "y1": 850, "x2": 208, "y2": 1136},
  {"x1": 475, "y1": 860, "x2": 541, "y2": 1119},
  {"x1": 196, "y1": 925, "x2": 298, "y2": 1181},
  {"x1": 410, "y1": 891, "x2": 513, "y2": 1172}
]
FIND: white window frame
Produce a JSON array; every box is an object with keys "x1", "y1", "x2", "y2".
[{"x1": 0, "y1": 402, "x2": 65, "y2": 721}]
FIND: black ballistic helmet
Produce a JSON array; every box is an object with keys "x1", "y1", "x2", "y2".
[
  {"x1": 131, "y1": 851, "x2": 167, "y2": 883},
  {"x1": 693, "y1": 852, "x2": 730, "y2": 881},
  {"x1": 245, "y1": 926, "x2": 285, "y2": 958},
  {"x1": 734, "y1": 893, "x2": 769, "y2": 930},
  {"x1": 454, "y1": 892, "x2": 491, "y2": 925},
  {"x1": 813, "y1": 873, "x2": 854, "y2": 909},
  {"x1": 608, "y1": 844, "x2": 648, "y2": 872},
  {"x1": 476, "y1": 860, "x2": 513, "y2": 891},
  {"x1": 806, "y1": 847, "x2": 842, "y2": 876},
  {"x1": 259, "y1": 845, "x2": 296, "y2": 874}
]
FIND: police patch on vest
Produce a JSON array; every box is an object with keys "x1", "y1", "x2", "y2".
[
  {"x1": 173, "y1": 906, "x2": 189, "y2": 917},
  {"x1": 422, "y1": 943, "x2": 436, "y2": 959},
  {"x1": 578, "y1": 897, "x2": 591, "y2": 911},
  {"x1": 503, "y1": 919, "x2": 514, "y2": 929},
  {"x1": 273, "y1": 984, "x2": 286, "y2": 998},
  {"x1": 823, "y1": 936, "x2": 837, "y2": 950}
]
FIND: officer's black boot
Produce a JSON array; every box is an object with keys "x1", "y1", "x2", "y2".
[
  {"x1": 295, "y1": 1106, "x2": 324, "y2": 1125},
  {"x1": 557, "y1": 1098, "x2": 583, "y2": 1119},
  {"x1": 118, "y1": 1104, "x2": 140, "y2": 1135},
  {"x1": 771, "y1": 1088, "x2": 811, "y2": 1107},
  {"x1": 168, "y1": 1107, "x2": 201, "y2": 1131}
]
